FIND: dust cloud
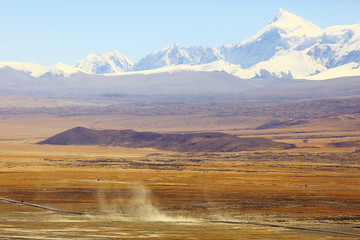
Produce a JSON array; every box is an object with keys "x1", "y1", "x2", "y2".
[{"x1": 96, "y1": 185, "x2": 194, "y2": 222}]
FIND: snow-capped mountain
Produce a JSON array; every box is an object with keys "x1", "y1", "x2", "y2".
[
  {"x1": 0, "y1": 62, "x2": 87, "y2": 77},
  {"x1": 239, "y1": 50, "x2": 326, "y2": 79},
  {"x1": 39, "y1": 63, "x2": 89, "y2": 77},
  {"x1": 254, "y1": 21, "x2": 360, "y2": 79},
  {"x1": 2, "y1": 8, "x2": 360, "y2": 81},
  {"x1": 307, "y1": 24, "x2": 360, "y2": 68},
  {"x1": 220, "y1": 8, "x2": 323, "y2": 68},
  {"x1": 306, "y1": 62, "x2": 360, "y2": 80},
  {"x1": 74, "y1": 50, "x2": 133, "y2": 74},
  {"x1": 0, "y1": 62, "x2": 47, "y2": 77},
  {"x1": 132, "y1": 44, "x2": 223, "y2": 71}
]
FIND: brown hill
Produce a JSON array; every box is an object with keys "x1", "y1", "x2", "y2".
[{"x1": 38, "y1": 127, "x2": 295, "y2": 152}]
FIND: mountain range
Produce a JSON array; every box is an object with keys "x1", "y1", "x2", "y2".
[{"x1": 1, "y1": 9, "x2": 360, "y2": 80}]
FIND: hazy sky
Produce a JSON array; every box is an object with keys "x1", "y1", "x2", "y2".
[{"x1": 1, "y1": 0, "x2": 360, "y2": 66}]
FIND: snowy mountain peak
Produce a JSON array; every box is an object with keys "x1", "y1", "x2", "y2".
[
  {"x1": 272, "y1": 8, "x2": 293, "y2": 21},
  {"x1": 220, "y1": 9, "x2": 323, "y2": 68},
  {"x1": 162, "y1": 43, "x2": 185, "y2": 57},
  {"x1": 38, "y1": 62, "x2": 86, "y2": 77},
  {"x1": 132, "y1": 44, "x2": 223, "y2": 71},
  {"x1": 74, "y1": 50, "x2": 133, "y2": 74},
  {"x1": 0, "y1": 62, "x2": 47, "y2": 77},
  {"x1": 272, "y1": 8, "x2": 300, "y2": 23},
  {"x1": 166, "y1": 43, "x2": 180, "y2": 49},
  {"x1": 104, "y1": 49, "x2": 133, "y2": 64},
  {"x1": 0, "y1": 62, "x2": 86, "y2": 78},
  {"x1": 107, "y1": 49, "x2": 121, "y2": 55},
  {"x1": 3, "y1": 9, "x2": 360, "y2": 81},
  {"x1": 268, "y1": 8, "x2": 323, "y2": 38},
  {"x1": 51, "y1": 62, "x2": 71, "y2": 69}
]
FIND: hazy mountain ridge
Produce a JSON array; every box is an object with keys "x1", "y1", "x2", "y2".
[{"x1": 0, "y1": 69, "x2": 259, "y2": 96}]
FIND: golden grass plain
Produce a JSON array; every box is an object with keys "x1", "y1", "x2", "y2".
[{"x1": 1, "y1": 113, "x2": 360, "y2": 239}]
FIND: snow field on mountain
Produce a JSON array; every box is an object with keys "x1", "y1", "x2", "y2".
[{"x1": 2, "y1": 9, "x2": 360, "y2": 80}]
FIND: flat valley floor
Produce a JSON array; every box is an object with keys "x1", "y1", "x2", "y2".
[{"x1": 1, "y1": 112, "x2": 360, "y2": 239}]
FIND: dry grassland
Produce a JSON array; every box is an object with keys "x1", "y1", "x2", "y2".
[{"x1": 0, "y1": 113, "x2": 360, "y2": 239}]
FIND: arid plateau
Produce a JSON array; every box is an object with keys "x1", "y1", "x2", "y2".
[{"x1": 0, "y1": 97, "x2": 360, "y2": 239}]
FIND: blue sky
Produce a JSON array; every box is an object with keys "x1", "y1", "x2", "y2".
[{"x1": 1, "y1": 0, "x2": 360, "y2": 66}]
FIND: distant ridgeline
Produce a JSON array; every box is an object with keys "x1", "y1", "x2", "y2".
[{"x1": 38, "y1": 127, "x2": 295, "y2": 152}]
